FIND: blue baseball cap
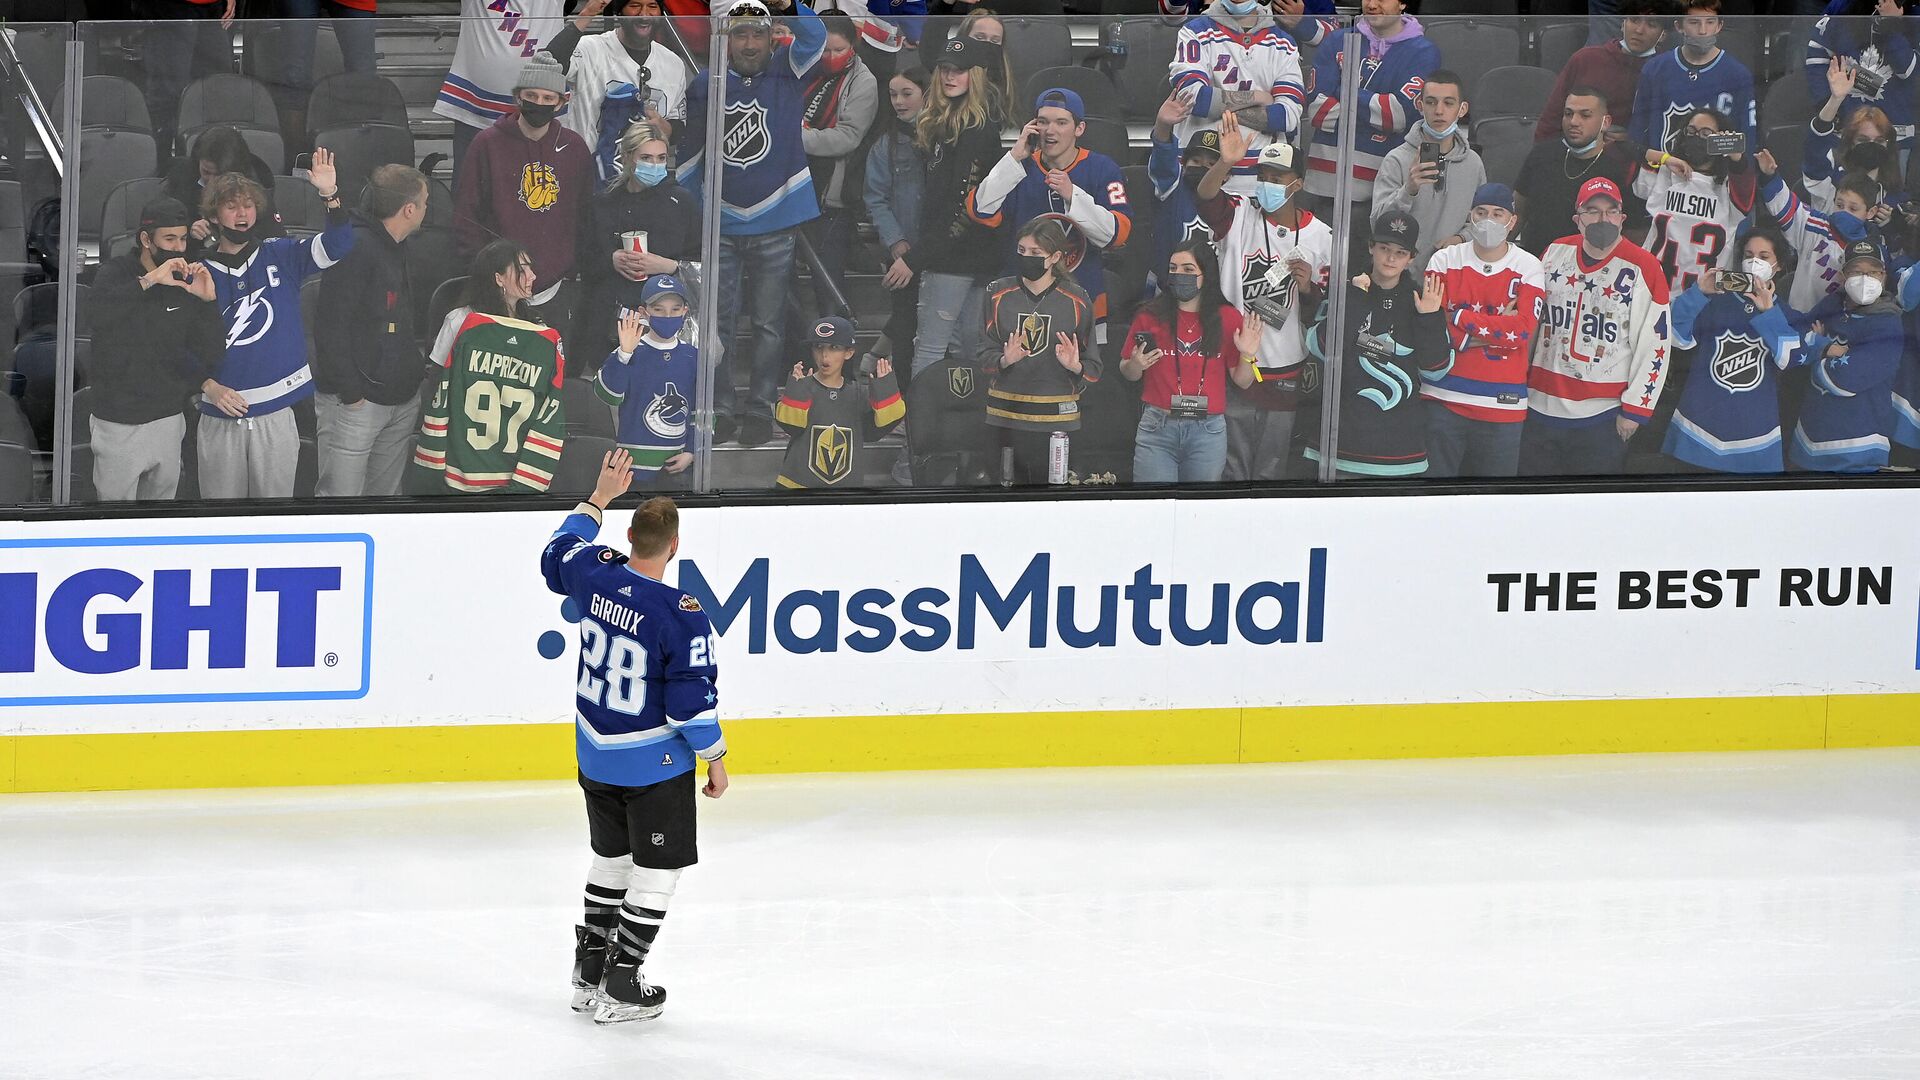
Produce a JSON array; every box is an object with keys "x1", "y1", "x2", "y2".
[
  {"x1": 1034, "y1": 87, "x2": 1085, "y2": 122},
  {"x1": 641, "y1": 274, "x2": 687, "y2": 304},
  {"x1": 1471, "y1": 182, "x2": 1516, "y2": 213}
]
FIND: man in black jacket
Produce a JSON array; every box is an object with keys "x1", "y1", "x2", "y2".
[
  {"x1": 313, "y1": 165, "x2": 432, "y2": 497},
  {"x1": 89, "y1": 197, "x2": 233, "y2": 502}
]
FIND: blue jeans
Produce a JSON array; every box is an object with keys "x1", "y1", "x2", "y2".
[
  {"x1": 281, "y1": 0, "x2": 377, "y2": 92},
  {"x1": 1423, "y1": 404, "x2": 1523, "y2": 478},
  {"x1": 715, "y1": 229, "x2": 798, "y2": 420},
  {"x1": 1132, "y1": 406, "x2": 1227, "y2": 483},
  {"x1": 1521, "y1": 415, "x2": 1630, "y2": 476},
  {"x1": 912, "y1": 272, "x2": 986, "y2": 377}
]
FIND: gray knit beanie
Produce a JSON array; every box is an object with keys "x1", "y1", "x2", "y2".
[{"x1": 515, "y1": 52, "x2": 568, "y2": 96}]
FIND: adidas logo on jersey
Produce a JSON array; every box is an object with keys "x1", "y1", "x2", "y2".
[
  {"x1": 505, "y1": 335, "x2": 519, "y2": 344},
  {"x1": 619, "y1": 586, "x2": 633, "y2": 596}
]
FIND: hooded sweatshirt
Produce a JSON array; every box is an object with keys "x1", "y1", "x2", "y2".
[
  {"x1": 89, "y1": 251, "x2": 227, "y2": 427},
  {"x1": 1302, "y1": 17, "x2": 1439, "y2": 201},
  {"x1": 454, "y1": 110, "x2": 597, "y2": 296},
  {"x1": 1369, "y1": 131, "x2": 1485, "y2": 269}
]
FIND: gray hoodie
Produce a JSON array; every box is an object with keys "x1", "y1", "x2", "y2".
[{"x1": 1370, "y1": 130, "x2": 1485, "y2": 270}]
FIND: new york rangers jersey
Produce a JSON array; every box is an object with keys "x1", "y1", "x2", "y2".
[
  {"x1": 1662, "y1": 285, "x2": 1804, "y2": 472},
  {"x1": 199, "y1": 211, "x2": 353, "y2": 418},
  {"x1": 436, "y1": 0, "x2": 568, "y2": 130},
  {"x1": 1169, "y1": 12, "x2": 1305, "y2": 192},
  {"x1": 1421, "y1": 241, "x2": 1548, "y2": 424},
  {"x1": 968, "y1": 148, "x2": 1133, "y2": 330},
  {"x1": 1147, "y1": 134, "x2": 1215, "y2": 281},
  {"x1": 541, "y1": 506, "x2": 726, "y2": 789},
  {"x1": 1530, "y1": 238, "x2": 1673, "y2": 426},
  {"x1": 1790, "y1": 291, "x2": 1903, "y2": 471},
  {"x1": 597, "y1": 335, "x2": 697, "y2": 475},
  {"x1": 1758, "y1": 173, "x2": 1850, "y2": 313},
  {"x1": 1198, "y1": 193, "x2": 1334, "y2": 409},
  {"x1": 678, "y1": 5, "x2": 826, "y2": 236},
  {"x1": 1302, "y1": 22, "x2": 1439, "y2": 200},
  {"x1": 1628, "y1": 48, "x2": 1759, "y2": 153},
  {"x1": 1632, "y1": 164, "x2": 1757, "y2": 293}
]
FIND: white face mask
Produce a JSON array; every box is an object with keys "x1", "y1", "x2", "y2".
[
  {"x1": 1741, "y1": 257, "x2": 1775, "y2": 283},
  {"x1": 1846, "y1": 274, "x2": 1883, "y2": 305},
  {"x1": 1466, "y1": 218, "x2": 1510, "y2": 250}
]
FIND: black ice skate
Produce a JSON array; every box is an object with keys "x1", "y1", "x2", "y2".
[
  {"x1": 592, "y1": 961, "x2": 666, "y2": 1025},
  {"x1": 570, "y1": 925, "x2": 615, "y2": 1012}
]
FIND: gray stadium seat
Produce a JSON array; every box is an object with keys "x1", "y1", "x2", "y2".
[
  {"x1": 307, "y1": 73, "x2": 410, "y2": 136},
  {"x1": 1761, "y1": 75, "x2": 1813, "y2": 136},
  {"x1": 1022, "y1": 66, "x2": 1125, "y2": 120},
  {"x1": 273, "y1": 175, "x2": 329, "y2": 238},
  {"x1": 100, "y1": 176, "x2": 169, "y2": 260},
  {"x1": 426, "y1": 277, "x2": 469, "y2": 348},
  {"x1": 1535, "y1": 21, "x2": 1587, "y2": 74},
  {"x1": 1472, "y1": 66, "x2": 1559, "y2": 132},
  {"x1": 1421, "y1": 0, "x2": 1518, "y2": 15},
  {"x1": 1000, "y1": 19, "x2": 1076, "y2": 108},
  {"x1": 58, "y1": 75, "x2": 152, "y2": 134},
  {"x1": 77, "y1": 130, "x2": 159, "y2": 244},
  {"x1": 1478, "y1": 130, "x2": 1531, "y2": 188},
  {"x1": 314, "y1": 124, "x2": 417, "y2": 206},
  {"x1": 1109, "y1": 21, "x2": 1180, "y2": 120},
  {"x1": 1424, "y1": 20, "x2": 1522, "y2": 82},
  {"x1": 179, "y1": 74, "x2": 285, "y2": 168},
  {"x1": 0, "y1": 180, "x2": 24, "y2": 264}
]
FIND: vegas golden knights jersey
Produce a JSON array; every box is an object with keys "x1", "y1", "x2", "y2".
[
  {"x1": 978, "y1": 275, "x2": 1101, "y2": 432},
  {"x1": 773, "y1": 370, "x2": 906, "y2": 488}
]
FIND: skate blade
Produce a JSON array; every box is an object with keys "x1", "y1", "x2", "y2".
[
  {"x1": 570, "y1": 986, "x2": 601, "y2": 1013},
  {"x1": 592, "y1": 1001, "x2": 664, "y2": 1025}
]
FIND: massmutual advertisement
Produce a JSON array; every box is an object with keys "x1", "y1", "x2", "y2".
[{"x1": 3, "y1": 489, "x2": 1918, "y2": 742}]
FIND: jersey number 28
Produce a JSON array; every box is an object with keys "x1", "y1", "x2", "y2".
[{"x1": 578, "y1": 622, "x2": 647, "y2": 715}]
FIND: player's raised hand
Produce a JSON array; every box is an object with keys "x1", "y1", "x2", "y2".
[{"x1": 591, "y1": 448, "x2": 634, "y2": 507}]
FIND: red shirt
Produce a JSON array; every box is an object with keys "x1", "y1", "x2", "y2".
[
  {"x1": 1127, "y1": 305, "x2": 1243, "y2": 416},
  {"x1": 1534, "y1": 40, "x2": 1650, "y2": 143}
]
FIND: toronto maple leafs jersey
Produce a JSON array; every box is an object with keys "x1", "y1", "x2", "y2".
[
  {"x1": 1789, "y1": 291, "x2": 1903, "y2": 471},
  {"x1": 1806, "y1": 4, "x2": 1918, "y2": 141},
  {"x1": 1661, "y1": 285, "x2": 1805, "y2": 472},
  {"x1": 1147, "y1": 134, "x2": 1214, "y2": 285},
  {"x1": 1422, "y1": 241, "x2": 1548, "y2": 424},
  {"x1": 1302, "y1": 276, "x2": 1450, "y2": 475},
  {"x1": 677, "y1": 5, "x2": 825, "y2": 236},
  {"x1": 199, "y1": 208, "x2": 353, "y2": 417},
  {"x1": 1199, "y1": 193, "x2": 1334, "y2": 409},
  {"x1": 1169, "y1": 13, "x2": 1305, "y2": 192},
  {"x1": 1632, "y1": 164, "x2": 1756, "y2": 294},
  {"x1": 541, "y1": 506, "x2": 725, "y2": 789},
  {"x1": 1628, "y1": 48, "x2": 1759, "y2": 154},
  {"x1": 597, "y1": 335, "x2": 697, "y2": 475},
  {"x1": 1530, "y1": 238, "x2": 1673, "y2": 426}
]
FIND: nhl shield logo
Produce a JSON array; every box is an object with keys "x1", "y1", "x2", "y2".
[
  {"x1": 948, "y1": 365, "x2": 975, "y2": 398},
  {"x1": 809, "y1": 423, "x2": 854, "y2": 484},
  {"x1": 1710, "y1": 331, "x2": 1767, "y2": 393},
  {"x1": 723, "y1": 100, "x2": 772, "y2": 168},
  {"x1": 1017, "y1": 311, "x2": 1052, "y2": 357}
]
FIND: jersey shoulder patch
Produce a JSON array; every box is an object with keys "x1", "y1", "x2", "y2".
[{"x1": 679, "y1": 594, "x2": 703, "y2": 612}]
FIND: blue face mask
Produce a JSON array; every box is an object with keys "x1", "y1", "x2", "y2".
[
  {"x1": 1420, "y1": 119, "x2": 1458, "y2": 140},
  {"x1": 1564, "y1": 135, "x2": 1600, "y2": 155},
  {"x1": 647, "y1": 313, "x2": 686, "y2": 339},
  {"x1": 1255, "y1": 180, "x2": 1290, "y2": 213},
  {"x1": 633, "y1": 161, "x2": 669, "y2": 187},
  {"x1": 1831, "y1": 211, "x2": 1868, "y2": 242},
  {"x1": 1223, "y1": 0, "x2": 1260, "y2": 14}
]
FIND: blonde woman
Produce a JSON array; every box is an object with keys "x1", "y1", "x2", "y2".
[
  {"x1": 587, "y1": 121, "x2": 700, "y2": 357},
  {"x1": 917, "y1": 6, "x2": 1015, "y2": 123},
  {"x1": 906, "y1": 34, "x2": 1008, "y2": 377}
]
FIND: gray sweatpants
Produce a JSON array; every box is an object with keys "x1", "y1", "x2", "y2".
[
  {"x1": 196, "y1": 408, "x2": 299, "y2": 499},
  {"x1": 92, "y1": 414, "x2": 187, "y2": 501},
  {"x1": 1223, "y1": 395, "x2": 1293, "y2": 482},
  {"x1": 315, "y1": 392, "x2": 419, "y2": 497}
]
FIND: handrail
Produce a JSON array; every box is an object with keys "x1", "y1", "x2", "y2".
[
  {"x1": 0, "y1": 28, "x2": 65, "y2": 176},
  {"x1": 794, "y1": 227, "x2": 853, "y2": 320}
]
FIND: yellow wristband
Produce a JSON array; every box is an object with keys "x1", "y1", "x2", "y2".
[{"x1": 1655, "y1": 152, "x2": 1670, "y2": 168}]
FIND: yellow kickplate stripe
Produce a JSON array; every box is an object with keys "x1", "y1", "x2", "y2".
[{"x1": 4, "y1": 694, "x2": 1919, "y2": 793}]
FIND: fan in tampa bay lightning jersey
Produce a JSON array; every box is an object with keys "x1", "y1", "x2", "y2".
[
  {"x1": 541, "y1": 503, "x2": 725, "y2": 789},
  {"x1": 1662, "y1": 281, "x2": 1805, "y2": 472}
]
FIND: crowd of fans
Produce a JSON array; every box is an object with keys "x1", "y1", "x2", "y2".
[{"x1": 19, "y1": 0, "x2": 1920, "y2": 502}]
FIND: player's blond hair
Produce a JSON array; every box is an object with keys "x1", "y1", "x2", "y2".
[{"x1": 629, "y1": 496, "x2": 679, "y2": 558}]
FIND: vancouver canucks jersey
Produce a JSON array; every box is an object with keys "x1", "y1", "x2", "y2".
[
  {"x1": 597, "y1": 335, "x2": 697, "y2": 475},
  {"x1": 412, "y1": 310, "x2": 567, "y2": 493},
  {"x1": 1661, "y1": 286, "x2": 1804, "y2": 473},
  {"x1": 541, "y1": 506, "x2": 725, "y2": 788}
]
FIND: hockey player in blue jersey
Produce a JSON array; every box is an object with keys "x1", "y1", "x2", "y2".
[
  {"x1": 1629, "y1": 0, "x2": 1759, "y2": 154},
  {"x1": 541, "y1": 451, "x2": 727, "y2": 1025},
  {"x1": 1662, "y1": 225, "x2": 1807, "y2": 473},
  {"x1": 197, "y1": 147, "x2": 352, "y2": 499}
]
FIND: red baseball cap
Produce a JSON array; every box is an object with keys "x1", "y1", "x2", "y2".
[{"x1": 1576, "y1": 177, "x2": 1623, "y2": 209}]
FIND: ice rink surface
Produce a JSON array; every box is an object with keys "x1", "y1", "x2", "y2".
[{"x1": 4, "y1": 748, "x2": 1919, "y2": 1080}]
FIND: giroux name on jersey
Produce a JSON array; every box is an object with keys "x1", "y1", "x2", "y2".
[{"x1": 588, "y1": 594, "x2": 645, "y2": 636}]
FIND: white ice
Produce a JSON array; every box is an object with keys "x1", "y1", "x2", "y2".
[{"x1": 4, "y1": 749, "x2": 1919, "y2": 1079}]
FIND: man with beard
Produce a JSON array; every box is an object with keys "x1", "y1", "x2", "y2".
[
  {"x1": 1633, "y1": 106, "x2": 1757, "y2": 294},
  {"x1": 1533, "y1": 0, "x2": 1669, "y2": 145},
  {"x1": 87, "y1": 197, "x2": 230, "y2": 502},
  {"x1": 551, "y1": 0, "x2": 692, "y2": 178},
  {"x1": 1516, "y1": 87, "x2": 1644, "y2": 258},
  {"x1": 197, "y1": 149, "x2": 354, "y2": 499},
  {"x1": 678, "y1": 0, "x2": 826, "y2": 447}
]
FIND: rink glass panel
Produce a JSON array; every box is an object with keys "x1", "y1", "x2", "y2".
[
  {"x1": 35, "y1": 13, "x2": 1920, "y2": 506},
  {"x1": 3, "y1": 22, "x2": 73, "y2": 506}
]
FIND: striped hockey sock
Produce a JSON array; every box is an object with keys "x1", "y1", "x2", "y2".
[
  {"x1": 584, "y1": 854, "x2": 632, "y2": 940},
  {"x1": 615, "y1": 866, "x2": 682, "y2": 964}
]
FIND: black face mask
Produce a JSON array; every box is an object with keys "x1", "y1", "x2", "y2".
[
  {"x1": 1164, "y1": 272, "x2": 1202, "y2": 302},
  {"x1": 219, "y1": 221, "x2": 255, "y2": 245},
  {"x1": 517, "y1": 99, "x2": 559, "y2": 127},
  {"x1": 1675, "y1": 132, "x2": 1717, "y2": 170},
  {"x1": 1847, "y1": 141, "x2": 1891, "y2": 172},
  {"x1": 1181, "y1": 167, "x2": 1210, "y2": 190},
  {"x1": 1018, "y1": 253, "x2": 1052, "y2": 281}
]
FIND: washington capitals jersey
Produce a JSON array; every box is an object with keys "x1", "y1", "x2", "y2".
[
  {"x1": 1531, "y1": 238, "x2": 1673, "y2": 426},
  {"x1": 1632, "y1": 165, "x2": 1756, "y2": 294},
  {"x1": 1662, "y1": 286, "x2": 1804, "y2": 472},
  {"x1": 677, "y1": 6, "x2": 826, "y2": 235},
  {"x1": 1790, "y1": 293, "x2": 1902, "y2": 471},
  {"x1": 968, "y1": 149, "x2": 1133, "y2": 328},
  {"x1": 1628, "y1": 48, "x2": 1759, "y2": 153},
  {"x1": 1148, "y1": 134, "x2": 1214, "y2": 279},
  {"x1": 1422, "y1": 242, "x2": 1547, "y2": 424},
  {"x1": 541, "y1": 507, "x2": 725, "y2": 789},
  {"x1": 1302, "y1": 24, "x2": 1439, "y2": 200},
  {"x1": 436, "y1": 0, "x2": 568, "y2": 130},
  {"x1": 200, "y1": 211, "x2": 353, "y2": 418},
  {"x1": 596, "y1": 336, "x2": 697, "y2": 475},
  {"x1": 1169, "y1": 15, "x2": 1304, "y2": 192}
]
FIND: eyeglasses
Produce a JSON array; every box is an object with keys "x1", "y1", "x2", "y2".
[{"x1": 1575, "y1": 207, "x2": 1624, "y2": 221}]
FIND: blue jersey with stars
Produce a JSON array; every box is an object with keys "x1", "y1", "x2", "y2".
[
  {"x1": 1662, "y1": 286, "x2": 1805, "y2": 473},
  {"x1": 541, "y1": 506, "x2": 725, "y2": 788},
  {"x1": 1628, "y1": 48, "x2": 1759, "y2": 154}
]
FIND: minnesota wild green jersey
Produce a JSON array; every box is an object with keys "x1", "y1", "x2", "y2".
[{"x1": 411, "y1": 310, "x2": 567, "y2": 493}]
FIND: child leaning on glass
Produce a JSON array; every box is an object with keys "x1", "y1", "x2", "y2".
[
  {"x1": 596, "y1": 274, "x2": 698, "y2": 486},
  {"x1": 773, "y1": 316, "x2": 906, "y2": 489}
]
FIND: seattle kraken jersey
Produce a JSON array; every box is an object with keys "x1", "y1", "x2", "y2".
[
  {"x1": 1661, "y1": 286, "x2": 1804, "y2": 473},
  {"x1": 541, "y1": 506, "x2": 726, "y2": 788},
  {"x1": 597, "y1": 336, "x2": 697, "y2": 475}
]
